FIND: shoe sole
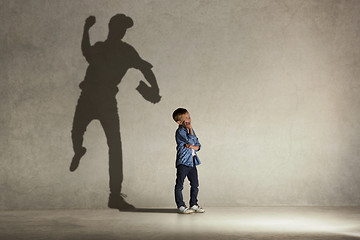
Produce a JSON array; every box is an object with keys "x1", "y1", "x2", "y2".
[{"x1": 178, "y1": 209, "x2": 194, "y2": 214}]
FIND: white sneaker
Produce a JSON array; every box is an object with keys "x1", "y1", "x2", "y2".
[
  {"x1": 178, "y1": 206, "x2": 193, "y2": 214},
  {"x1": 190, "y1": 205, "x2": 205, "y2": 213}
]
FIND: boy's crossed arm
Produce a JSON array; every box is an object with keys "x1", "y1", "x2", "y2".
[
  {"x1": 177, "y1": 125, "x2": 201, "y2": 151},
  {"x1": 183, "y1": 123, "x2": 201, "y2": 151},
  {"x1": 185, "y1": 144, "x2": 199, "y2": 151}
]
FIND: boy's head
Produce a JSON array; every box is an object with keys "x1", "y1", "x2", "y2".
[{"x1": 173, "y1": 108, "x2": 191, "y2": 126}]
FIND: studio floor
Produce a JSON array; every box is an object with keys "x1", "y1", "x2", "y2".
[{"x1": 1, "y1": 207, "x2": 360, "y2": 240}]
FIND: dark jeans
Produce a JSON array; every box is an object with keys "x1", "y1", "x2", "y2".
[
  {"x1": 71, "y1": 90, "x2": 123, "y2": 195},
  {"x1": 174, "y1": 161, "x2": 199, "y2": 208}
]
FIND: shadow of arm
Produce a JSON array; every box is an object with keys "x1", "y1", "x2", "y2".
[
  {"x1": 136, "y1": 63, "x2": 161, "y2": 103},
  {"x1": 81, "y1": 16, "x2": 96, "y2": 63}
]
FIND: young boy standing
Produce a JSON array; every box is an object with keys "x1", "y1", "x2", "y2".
[{"x1": 173, "y1": 108, "x2": 205, "y2": 214}]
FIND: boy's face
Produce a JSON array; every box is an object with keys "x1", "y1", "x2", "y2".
[{"x1": 177, "y1": 112, "x2": 191, "y2": 127}]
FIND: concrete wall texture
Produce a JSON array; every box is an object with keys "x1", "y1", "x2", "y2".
[{"x1": 1, "y1": 0, "x2": 360, "y2": 210}]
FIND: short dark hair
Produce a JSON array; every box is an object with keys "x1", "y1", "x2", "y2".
[{"x1": 172, "y1": 108, "x2": 188, "y2": 122}]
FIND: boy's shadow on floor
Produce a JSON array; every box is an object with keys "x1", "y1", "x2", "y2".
[{"x1": 120, "y1": 208, "x2": 178, "y2": 214}]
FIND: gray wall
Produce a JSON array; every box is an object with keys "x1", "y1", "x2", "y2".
[{"x1": 1, "y1": 0, "x2": 360, "y2": 209}]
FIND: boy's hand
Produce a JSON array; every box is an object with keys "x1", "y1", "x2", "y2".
[
  {"x1": 183, "y1": 122, "x2": 192, "y2": 130},
  {"x1": 185, "y1": 144, "x2": 192, "y2": 149},
  {"x1": 84, "y1": 16, "x2": 96, "y2": 29},
  {"x1": 185, "y1": 144, "x2": 199, "y2": 151}
]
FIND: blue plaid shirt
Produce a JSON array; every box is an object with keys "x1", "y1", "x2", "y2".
[{"x1": 175, "y1": 125, "x2": 201, "y2": 167}]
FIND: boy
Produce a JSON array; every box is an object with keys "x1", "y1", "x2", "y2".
[{"x1": 173, "y1": 108, "x2": 205, "y2": 214}]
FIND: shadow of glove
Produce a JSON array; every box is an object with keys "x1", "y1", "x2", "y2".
[{"x1": 136, "y1": 80, "x2": 161, "y2": 104}]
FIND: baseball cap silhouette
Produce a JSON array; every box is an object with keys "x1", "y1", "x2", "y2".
[{"x1": 109, "y1": 14, "x2": 134, "y2": 29}]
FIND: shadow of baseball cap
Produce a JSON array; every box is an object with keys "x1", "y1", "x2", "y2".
[{"x1": 109, "y1": 14, "x2": 134, "y2": 29}]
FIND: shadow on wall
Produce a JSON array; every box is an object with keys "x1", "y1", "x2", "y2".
[{"x1": 69, "y1": 14, "x2": 161, "y2": 211}]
